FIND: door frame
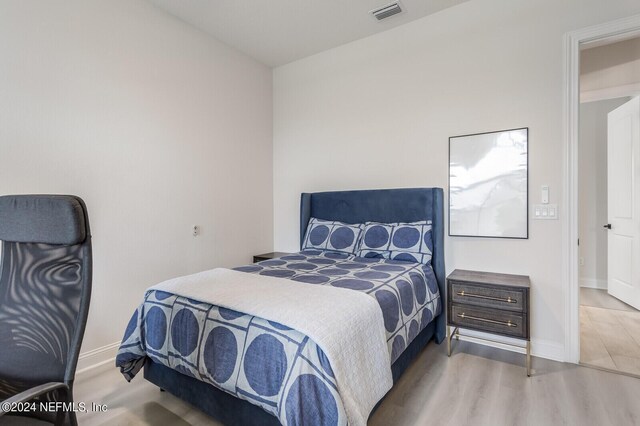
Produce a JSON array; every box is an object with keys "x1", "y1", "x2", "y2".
[{"x1": 563, "y1": 14, "x2": 640, "y2": 363}]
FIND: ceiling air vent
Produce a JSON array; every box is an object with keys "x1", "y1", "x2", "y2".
[{"x1": 371, "y1": 2, "x2": 403, "y2": 21}]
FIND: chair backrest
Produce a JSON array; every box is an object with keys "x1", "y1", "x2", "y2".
[{"x1": 0, "y1": 195, "x2": 92, "y2": 386}]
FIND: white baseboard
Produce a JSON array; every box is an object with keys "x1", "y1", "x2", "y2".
[
  {"x1": 531, "y1": 338, "x2": 566, "y2": 362},
  {"x1": 451, "y1": 328, "x2": 565, "y2": 362},
  {"x1": 76, "y1": 341, "x2": 120, "y2": 375},
  {"x1": 580, "y1": 278, "x2": 607, "y2": 290}
]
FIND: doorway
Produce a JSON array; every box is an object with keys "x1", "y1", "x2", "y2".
[
  {"x1": 564, "y1": 14, "x2": 640, "y2": 367},
  {"x1": 578, "y1": 37, "x2": 640, "y2": 375}
]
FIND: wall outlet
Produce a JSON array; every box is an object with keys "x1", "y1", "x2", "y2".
[
  {"x1": 579, "y1": 257, "x2": 585, "y2": 266},
  {"x1": 192, "y1": 225, "x2": 200, "y2": 237}
]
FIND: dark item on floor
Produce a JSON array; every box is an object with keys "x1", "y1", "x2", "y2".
[{"x1": 252, "y1": 252, "x2": 290, "y2": 263}]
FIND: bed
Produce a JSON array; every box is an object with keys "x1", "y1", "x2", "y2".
[{"x1": 117, "y1": 187, "x2": 446, "y2": 425}]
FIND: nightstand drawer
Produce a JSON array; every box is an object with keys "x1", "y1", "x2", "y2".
[
  {"x1": 450, "y1": 304, "x2": 526, "y2": 338},
  {"x1": 450, "y1": 281, "x2": 525, "y2": 312}
]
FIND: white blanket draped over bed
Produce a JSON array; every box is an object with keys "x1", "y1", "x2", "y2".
[{"x1": 150, "y1": 267, "x2": 393, "y2": 426}]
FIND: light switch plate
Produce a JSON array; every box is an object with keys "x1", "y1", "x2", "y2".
[{"x1": 533, "y1": 204, "x2": 558, "y2": 220}]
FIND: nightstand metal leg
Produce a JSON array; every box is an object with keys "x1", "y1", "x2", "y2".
[
  {"x1": 526, "y1": 340, "x2": 531, "y2": 377},
  {"x1": 447, "y1": 327, "x2": 460, "y2": 356}
]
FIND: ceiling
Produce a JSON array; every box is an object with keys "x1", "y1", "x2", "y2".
[{"x1": 148, "y1": 0, "x2": 469, "y2": 67}]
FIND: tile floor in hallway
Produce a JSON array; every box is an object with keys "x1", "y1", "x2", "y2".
[{"x1": 580, "y1": 288, "x2": 640, "y2": 376}]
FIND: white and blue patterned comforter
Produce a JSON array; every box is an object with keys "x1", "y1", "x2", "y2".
[{"x1": 116, "y1": 250, "x2": 441, "y2": 425}]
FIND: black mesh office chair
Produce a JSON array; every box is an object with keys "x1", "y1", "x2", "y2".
[{"x1": 0, "y1": 195, "x2": 92, "y2": 426}]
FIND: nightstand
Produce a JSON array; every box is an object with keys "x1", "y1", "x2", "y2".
[
  {"x1": 252, "y1": 252, "x2": 291, "y2": 263},
  {"x1": 446, "y1": 269, "x2": 531, "y2": 376}
]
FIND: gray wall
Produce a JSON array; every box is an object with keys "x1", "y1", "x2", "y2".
[
  {"x1": 0, "y1": 0, "x2": 274, "y2": 365},
  {"x1": 581, "y1": 37, "x2": 640, "y2": 102},
  {"x1": 273, "y1": 0, "x2": 640, "y2": 361}
]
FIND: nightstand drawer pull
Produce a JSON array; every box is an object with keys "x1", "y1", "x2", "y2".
[
  {"x1": 457, "y1": 313, "x2": 517, "y2": 328},
  {"x1": 456, "y1": 291, "x2": 517, "y2": 304}
]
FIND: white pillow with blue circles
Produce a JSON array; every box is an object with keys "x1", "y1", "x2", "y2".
[
  {"x1": 358, "y1": 220, "x2": 433, "y2": 265},
  {"x1": 302, "y1": 218, "x2": 365, "y2": 255}
]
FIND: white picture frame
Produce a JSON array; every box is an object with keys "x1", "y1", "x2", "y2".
[{"x1": 448, "y1": 128, "x2": 528, "y2": 239}]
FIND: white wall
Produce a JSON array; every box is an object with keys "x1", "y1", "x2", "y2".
[
  {"x1": 0, "y1": 0, "x2": 273, "y2": 362},
  {"x1": 273, "y1": 0, "x2": 640, "y2": 360},
  {"x1": 578, "y1": 98, "x2": 629, "y2": 289},
  {"x1": 581, "y1": 37, "x2": 640, "y2": 102}
]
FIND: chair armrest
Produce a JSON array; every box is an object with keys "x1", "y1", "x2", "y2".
[{"x1": 0, "y1": 382, "x2": 69, "y2": 416}]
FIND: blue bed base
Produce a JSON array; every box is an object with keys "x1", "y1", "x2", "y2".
[{"x1": 144, "y1": 188, "x2": 446, "y2": 424}]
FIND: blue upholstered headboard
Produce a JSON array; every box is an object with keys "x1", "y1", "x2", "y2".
[{"x1": 299, "y1": 188, "x2": 446, "y2": 343}]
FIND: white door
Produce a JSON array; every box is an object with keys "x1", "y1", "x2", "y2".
[{"x1": 607, "y1": 96, "x2": 640, "y2": 309}]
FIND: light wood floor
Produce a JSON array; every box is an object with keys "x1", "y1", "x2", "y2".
[
  {"x1": 580, "y1": 288, "x2": 637, "y2": 312},
  {"x1": 580, "y1": 288, "x2": 640, "y2": 376},
  {"x1": 74, "y1": 340, "x2": 640, "y2": 426}
]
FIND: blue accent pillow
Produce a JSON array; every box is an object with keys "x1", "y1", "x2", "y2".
[
  {"x1": 357, "y1": 220, "x2": 433, "y2": 264},
  {"x1": 302, "y1": 218, "x2": 364, "y2": 255}
]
